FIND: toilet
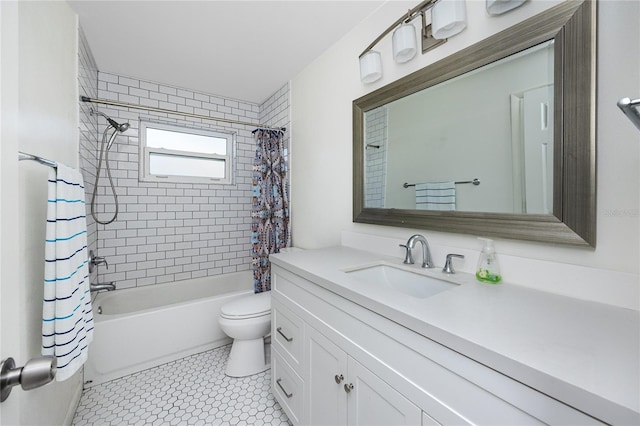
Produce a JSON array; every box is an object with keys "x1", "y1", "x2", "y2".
[{"x1": 218, "y1": 291, "x2": 271, "y2": 377}]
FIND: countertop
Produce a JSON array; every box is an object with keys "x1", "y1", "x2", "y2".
[{"x1": 270, "y1": 246, "x2": 640, "y2": 425}]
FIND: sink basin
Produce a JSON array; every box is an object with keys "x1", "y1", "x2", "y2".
[{"x1": 344, "y1": 264, "x2": 458, "y2": 299}]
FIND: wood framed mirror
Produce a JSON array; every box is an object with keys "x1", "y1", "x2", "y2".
[{"x1": 353, "y1": 0, "x2": 596, "y2": 246}]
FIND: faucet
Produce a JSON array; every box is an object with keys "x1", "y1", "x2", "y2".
[
  {"x1": 90, "y1": 282, "x2": 116, "y2": 292},
  {"x1": 400, "y1": 234, "x2": 434, "y2": 268},
  {"x1": 442, "y1": 254, "x2": 465, "y2": 274}
]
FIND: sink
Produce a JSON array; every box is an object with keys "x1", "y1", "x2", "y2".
[{"x1": 344, "y1": 263, "x2": 458, "y2": 299}]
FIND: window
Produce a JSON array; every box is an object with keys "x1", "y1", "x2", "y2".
[{"x1": 139, "y1": 121, "x2": 234, "y2": 184}]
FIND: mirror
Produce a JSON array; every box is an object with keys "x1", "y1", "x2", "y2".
[
  {"x1": 353, "y1": 0, "x2": 596, "y2": 246},
  {"x1": 365, "y1": 41, "x2": 555, "y2": 214}
]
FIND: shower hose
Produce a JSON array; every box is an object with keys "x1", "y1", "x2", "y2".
[{"x1": 90, "y1": 126, "x2": 120, "y2": 225}]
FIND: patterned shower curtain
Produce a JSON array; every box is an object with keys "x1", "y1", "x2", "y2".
[{"x1": 251, "y1": 129, "x2": 290, "y2": 293}]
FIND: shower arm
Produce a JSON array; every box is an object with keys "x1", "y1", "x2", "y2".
[{"x1": 90, "y1": 108, "x2": 129, "y2": 133}]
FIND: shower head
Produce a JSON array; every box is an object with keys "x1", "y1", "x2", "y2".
[
  {"x1": 91, "y1": 108, "x2": 130, "y2": 133},
  {"x1": 117, "y1": 122, "x2": 130, "y2": 132}
]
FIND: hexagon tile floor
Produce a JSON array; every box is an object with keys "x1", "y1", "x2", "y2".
[{"x1": 72, "y1": 345, "x2": 291, "y2": 425}]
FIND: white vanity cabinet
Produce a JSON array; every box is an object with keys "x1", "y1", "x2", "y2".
[
  {"x1": 271, "y1": 262, "x2": 607, "y2": 426},
  {"x1": 306, "y1": 326, "x2": 421, "y2": 426}
]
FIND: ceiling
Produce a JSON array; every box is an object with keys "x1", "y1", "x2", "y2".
[{"x1": 69, "y1": 1, "x2": 386, "y2": 104}]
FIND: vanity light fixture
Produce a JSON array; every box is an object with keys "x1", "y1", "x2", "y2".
[
  {"x1": 431, "y1": 0, "x2": 467, "y2": 39},
  {"x1": 392, "y1": 22, "x2": 418, "y2": 63},
  {"x1": 359, "y1": 50, "x2": 383, "y2": 84},
  {"x1": 359, "y1": 0, "x2": 468, "y2": 84},
  {"x1": 486, "y1": 0, "x2": 528, "y2": 16}
]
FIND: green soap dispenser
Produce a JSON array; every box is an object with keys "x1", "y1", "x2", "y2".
[{"x1": 475, "y1": 238, "x2": 502, "y2": 284}]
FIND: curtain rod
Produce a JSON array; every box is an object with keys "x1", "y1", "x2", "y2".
[
  {"x1": 80, "y1": 96, "x2": 286, "y2": 132},
  {"x1": 18, "y1": 151, "x2": 57, "y2": 168}
]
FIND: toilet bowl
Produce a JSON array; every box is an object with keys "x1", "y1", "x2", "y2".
[{"x1": 218, "y1": 291, "x2": 271, "y2": 377}]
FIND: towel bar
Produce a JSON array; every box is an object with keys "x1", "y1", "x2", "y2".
[
  {"x1": 617, "y1": 97, "x2": 640, "y2": 131},
  {"x1": 403, "y1": 178, "x2": 480, "y2": 188},
  {"x1": 18, "y1": 151, "x2": 57, "y2": 168}
]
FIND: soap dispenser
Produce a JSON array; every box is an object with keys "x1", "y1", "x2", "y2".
[{"x1": 476, "y1": 238, "x2": 502, "y2": 284}]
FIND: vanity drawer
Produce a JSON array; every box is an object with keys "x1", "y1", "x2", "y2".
[
  {"x1": 272, "y1": 299, "x2": 303, "y2": 372},
  {"x1": 272, "y1": 348, "x2": 304, "y2": 425}
]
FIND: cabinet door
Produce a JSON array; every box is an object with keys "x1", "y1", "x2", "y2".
[
  {"x1": 347, "y1": 357, "x2": 422, "y2": 426},
  {"x1": 306, "y1": 326, "x2": 348, "y2": 426}
]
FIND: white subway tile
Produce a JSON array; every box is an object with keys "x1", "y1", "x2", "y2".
[
  {"x1": 85, "y1": 72, "x2": 288, "y2": 287},
  {"x1": 119, "y1": 76, "x2": 139, "y2": 87},
  {"x1": 140, "y1": 81, "x2": 159, "y2": 92}
]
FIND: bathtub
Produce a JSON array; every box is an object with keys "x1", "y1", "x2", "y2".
[{"x1": 84, "y1": 271, "x2": 253, "y2": 387}]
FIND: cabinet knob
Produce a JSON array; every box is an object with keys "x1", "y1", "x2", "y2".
[
  {"x1": 344, "y1": 383, "x2": 354, "y2": 393},
  {"x1": 334, "y1": 374, "x2": 344, "y2": 384}
]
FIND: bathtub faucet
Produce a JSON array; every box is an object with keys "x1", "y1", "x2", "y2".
[{"x1": 90, "y1": 282, "x2": 116, "y2": 292}]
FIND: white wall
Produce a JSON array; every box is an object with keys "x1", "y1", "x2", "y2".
[
  {"x1": 290, "y1": 0, "x2": 639, "y2": 309},
  {"x1": 1, "y1": 1, "x2": 83, "y2": 424}
]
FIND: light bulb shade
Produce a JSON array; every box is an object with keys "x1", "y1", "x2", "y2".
[
  {"x1": 431, "y1": 0, "x2": 467, "y2": 40},
  {"x1": 486, "y1": 0, "x2": 527, "y2": 15},
  {"x1": 392, "y1": 23, "x2": 417, "y2": 63},
  {"x1": 359, "y1": 51, "x2": 382, "y2": 84}
]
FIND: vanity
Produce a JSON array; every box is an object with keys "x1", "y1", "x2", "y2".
[{"x1": 269, "y1": 247, "x2": 639, "y2": 425}]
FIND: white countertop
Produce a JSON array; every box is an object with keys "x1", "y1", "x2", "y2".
[{"x1": 270, "y1": 246, "x2": 640, "y2": 425}]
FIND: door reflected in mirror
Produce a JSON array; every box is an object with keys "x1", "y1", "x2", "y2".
[{"x1": 364, "y1": 41, "x2": 555, "y2": 214}]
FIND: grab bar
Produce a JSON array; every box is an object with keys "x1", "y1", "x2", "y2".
[{"x1": 403, "y1": 178, "x2": 480, "y2": 188}]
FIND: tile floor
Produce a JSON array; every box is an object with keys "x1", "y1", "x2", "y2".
[{"x1": 72, "y1": 345, "x2": 291, "y2": 425}]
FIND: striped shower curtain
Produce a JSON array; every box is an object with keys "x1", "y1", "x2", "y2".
[{"x1": 251, "y1": 129, "x2": 290, "y2": 293}]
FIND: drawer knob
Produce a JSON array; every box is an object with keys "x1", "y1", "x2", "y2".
[
  {"x1": 344, "y1": 383, "x2": 354, "y2": 393},
  {"x1": 334, "y1": 374, "x2": 344, "y2": 384},
  {"x1": 276, "y1": 378, "x2": 293, "y2": 398},
  {"x1": 276, "y1": 327, "x2": 293, "y2": 342}
]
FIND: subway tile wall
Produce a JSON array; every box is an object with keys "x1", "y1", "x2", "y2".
[
  {"x1": 364, "y1": 106, "x2": 387, "y2": 208},
  {"x1": 87, "y1": 73, "x2": 290, "y2": 289},
  {"x1": 78, "y1": 26, "x2": 99, "y2": 284}
]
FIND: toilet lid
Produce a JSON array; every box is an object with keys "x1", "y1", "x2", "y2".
[{"x1": 220, "y1": 291, "x2": 271, "y2": 319}]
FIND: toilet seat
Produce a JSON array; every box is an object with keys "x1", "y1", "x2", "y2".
[{"x1": 220, "y1": 292, "x2": 271, "y2": 320}]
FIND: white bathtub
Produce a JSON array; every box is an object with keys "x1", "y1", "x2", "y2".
[{"x1": 84, "y1": 271, "x2": 253, "y2": 387}]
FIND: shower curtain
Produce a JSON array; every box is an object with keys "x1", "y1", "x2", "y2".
[{"x1": 251, "y1": 129, "x2": 290, "y2": 293}]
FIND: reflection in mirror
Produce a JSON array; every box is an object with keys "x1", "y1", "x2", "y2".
[{"x1": 364, "y1": 41, "x2": 555, "y2": 214}]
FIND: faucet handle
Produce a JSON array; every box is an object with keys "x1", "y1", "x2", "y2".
[
  {"x1": 443, "y1": 254, "x2": 465, "y2": 274},
  {"x1": 399, "y1": 244, "x2": 414, "y2": 264},
  {"x1": 88, "y1": 250, "x2": 108, "y2": 273},
  {"x1": 95, "y1": 256, "x2": 108, "y2": 269}
]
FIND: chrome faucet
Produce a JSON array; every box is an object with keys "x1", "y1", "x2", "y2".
[
  {"x1": 90, "y1": 282, "x2": 116, "y2": 292},
  {"x1": 401, "y1": 234, "x2": 434, "y2": 268},
  {"x1": 442, "y1": 254, "x2": 465, "y2": 274}
]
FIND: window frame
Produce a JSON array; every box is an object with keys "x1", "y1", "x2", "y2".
[{"x1": 139, "y1": 120, "x2": 234, "y2": 185}]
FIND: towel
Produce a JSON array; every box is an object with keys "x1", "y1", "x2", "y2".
[
  {"x1": 42, "y1": 164, "x2": 94, "y2": 381},
  {"x1": 415, "y1": 181, "x2": 456, "y2": 211}
]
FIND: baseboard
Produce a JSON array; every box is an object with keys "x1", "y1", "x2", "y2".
[{"x1": 63, "y1": 374, "x2": 84, "y2": 426}]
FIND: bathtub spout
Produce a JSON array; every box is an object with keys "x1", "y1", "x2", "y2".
[{"x1": 90, "y1": 282, "x2": 116, "y2": 292}]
